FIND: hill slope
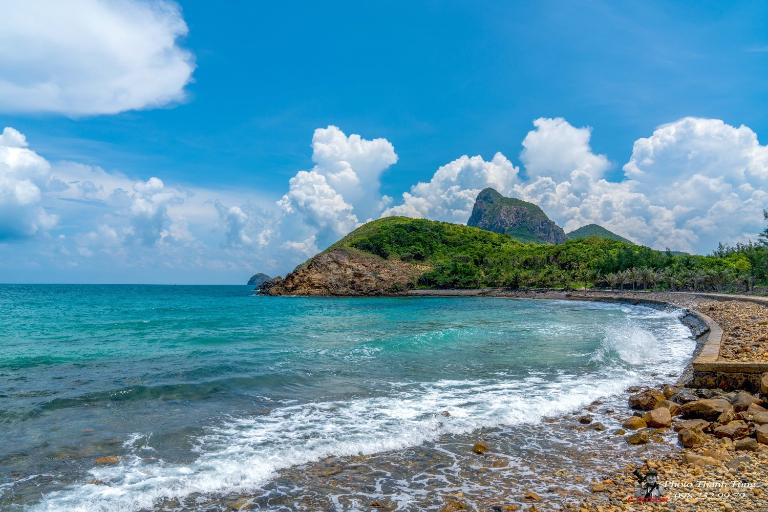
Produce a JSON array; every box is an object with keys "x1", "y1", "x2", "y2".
[
  {"x1": 566, "y1": 224, "x2": 633, "y2": 244},
  {"x1": 261, "y1": 216, "x2": 754, "y2": 295},
  {"x1": 467, "y1": 188, "x2": 566, "y2": 243}
]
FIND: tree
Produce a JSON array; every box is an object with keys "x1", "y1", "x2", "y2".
[{"x1": 760, "y1": 209, "x2": 768, "y2": 246}]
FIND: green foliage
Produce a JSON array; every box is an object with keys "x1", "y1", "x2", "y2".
[{"x1": 332, "y1": 216, "x2": 768, "y2": 292}]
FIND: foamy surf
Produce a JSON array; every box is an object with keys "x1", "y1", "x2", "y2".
[
  {"x1": 5, "y1": 299, "x2": 694, "y2": 512},
  {"x1": 31, "y1": 306, "x2": 694, "y2": 512}
]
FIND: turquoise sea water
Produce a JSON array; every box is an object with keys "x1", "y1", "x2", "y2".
[{"x1": 0, "y1": 285, "x2": 695, "y2": 511}]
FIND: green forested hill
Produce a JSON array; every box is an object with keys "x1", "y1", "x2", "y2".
[
  {"x1": 566, "y1": 224, "x2": 633, "y2": 244},
  {"x1": 330, "y1": 216, "x2": 764, "y2": 291}
]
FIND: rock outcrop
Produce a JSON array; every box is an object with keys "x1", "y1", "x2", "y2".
[
  {"x1": 259, "y1": 248, "x2": 426, "y2": 296},
  {"x1": 467, "y1": 188, "x2": 566, "y2": 243}
]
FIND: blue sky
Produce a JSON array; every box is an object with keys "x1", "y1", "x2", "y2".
[{"x1": 1, "y1": 0, "x2": 767, "y2": 283}]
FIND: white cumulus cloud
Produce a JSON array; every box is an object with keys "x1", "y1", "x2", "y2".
[
  {"x1": 278, "y1": 125, "x2": 398, "y2": 252},
  {"x1": 0, "y1": 0, "x2": 194, "y2": 115},
  {"x1": 521, "y1": 117, "x2": 610, "y2": 181},
  {"x1": 0, "y1": 127, "x2": 57, "y2": 240}
]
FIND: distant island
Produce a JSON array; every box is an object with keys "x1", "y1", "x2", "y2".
[
  {"x1": 261, "y1": 189, "x2": 767, "y2": 296},
  {"x1": 247, "y1": 273, "x2": 271, "y2": 286}
]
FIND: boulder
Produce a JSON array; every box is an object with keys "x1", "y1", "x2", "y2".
[
  {"x1": 731, "y1": 391, "x2": 762, "y2": 412},
  {"x1": 752, "y1": 412, "x2": 768, "y2": 425},
  {"x1": 678, "y1": 428, "x2": 708, "y2": 448},
  {"x1": 472, "y1": 441, "x2": 490, "y2": 455},
  {"x1": 657, "y1": 399, "x2": 681, "y2": 416},
  {"x1": 713, "y1": 420, "x2": 750, "y2": 440},
  {"x1": 622, "y1": 416, "x2": 647, "y2": 430},
  {"x1": 756, "y1": 424, "x2": 768, "y2": 444},
  {"x1": 760, "y1": 372, "x2": 768, "y2": 395},
  {"x1": 694, "y1": 388, "x2": 720, "y2": 399},
  {"x1": 683, "y1": 451, "x2": 721, "y2": 466},
  {"x1": 671, "y1": 389, "x2": 699, "y2": 404},
  {"x1": 680, "y1": 399, "x2": 733, "y2": 420},
  {"x1": 716, "y1": 409, "x2": 736, "y2": 424},
  {"x1": 643, "y1": 407, "x2": 672, "y2": 428},
  {"x1": 747, "y1": 402, "x2": 768, "y2": 414},
  {"x1": 673, "y1": 419, "x2": 710, "y2": 432},
  {"x1": 626, "y1": 430, "x2": 650, "y2": 445},
  {"x1": 577, "y1": 415, "x2": 593, "y2": 424},
  {"x1": 734, "y1": 438, "x2": 759, "y2": 451},
  {"x1": 662, "y1": 384, "x2": 678, "y2": 399},
  {"x1": 628, "y1": 389, "x2": 665, "y2": 410}
]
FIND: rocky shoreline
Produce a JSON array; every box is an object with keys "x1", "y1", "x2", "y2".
[
  {"x1": 239, "y1": 289, "x2": 767, "y2": 511},
  {"x1": 453, "y1": 290, "x2": 768, "y2": 512}
]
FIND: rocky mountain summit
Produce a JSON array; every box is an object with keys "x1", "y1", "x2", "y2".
[{"x1": 467, "y1": 188, "x2": 566, "y2": 243}]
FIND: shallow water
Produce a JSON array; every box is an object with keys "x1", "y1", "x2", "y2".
[{"x1": 0, "y1": 285, "x2": 695, "y2": 511}]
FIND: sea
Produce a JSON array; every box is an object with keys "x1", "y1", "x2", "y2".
[{"x1": 0, "y1": 285, "x2": 696, "y2": 511}]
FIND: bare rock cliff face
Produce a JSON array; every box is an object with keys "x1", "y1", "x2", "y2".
[
  {"x1": 467, "y1": 188, "x2": 566, "y2": 244},
  {"x1": 260, "y1": 248, "x2": 426, "y2": 296}
]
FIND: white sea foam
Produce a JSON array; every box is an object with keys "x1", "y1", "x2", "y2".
[{"x1": 31, "y1": 306, "x2": 695, "y2": 512}]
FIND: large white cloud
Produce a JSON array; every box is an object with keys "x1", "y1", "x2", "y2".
[
  {"x1": 0, "y1": 127, "x2": 57, "y2": 240},
  {"x1": 514, "y1": 117, "x2": 768, "y2": 252},
  {"x1": 0, "y1": 0, "x2": 194, "y2": 115},
  {"x1": 383, "y1": 152, "x2": 520, "y2": 223},
  {"x1": 278, "y1": 126, "x2": 398, "y2": 252},
  {"x1": 522, "y1": 117, "x2": 610, "y2": 181}
]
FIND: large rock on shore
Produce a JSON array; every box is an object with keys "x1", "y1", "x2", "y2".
[
  {"x1": 260, "y1": 248, "x2": 425, "y2": 296},
  {"x1": 628, "y1": 389, "x2": 665, "y2": 410},
  {"x1": 713, "y1": 420, "x2": 750, "y2": 439},
  {"x1": 731, "y1": 391, "x2": 763, "y2": 412},
  {"x1": 678, "y1": 427, "x2": 708, "y2": 448},
  {"x1": 673, "y1": 419, "x2": 710, "y2": 432},
  {"x1": 680, "y1": 399, "x2": 733, "y2": 420},
  {"x1": 756, "y1": 424, "x2": 768, "y2": 444},
  {"x1": 622, "y1": 416, "x2": 646, "y2": 430},
  {"x1": 643, "y1": 407, "x2": 672, "y2": 428}
]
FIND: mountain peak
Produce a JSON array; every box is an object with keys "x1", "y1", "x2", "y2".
[{"x1": 467, "y1": 188, "x2": 566, "y2": 243}]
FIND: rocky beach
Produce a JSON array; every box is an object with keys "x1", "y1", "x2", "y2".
[
  {"x1": 188, "y1": 290, "x2": 768, "y2": 512},
  {"x1": 411, "y1": 290, "x2": 768, "y2": 511}
]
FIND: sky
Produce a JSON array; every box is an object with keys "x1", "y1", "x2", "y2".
[{"x1": 1, "y1": 0, "x2": 767, "y2": 284}]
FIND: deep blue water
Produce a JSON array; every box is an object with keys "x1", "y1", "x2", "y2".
[{"x1": 0, "y1": 285, "x2": 695, "y2": 511}]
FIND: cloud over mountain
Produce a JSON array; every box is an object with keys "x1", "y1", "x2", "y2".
[{"x1": 1, "y1": 117, "x2": 766, "y2": 282}]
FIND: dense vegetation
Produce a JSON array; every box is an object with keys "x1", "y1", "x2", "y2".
[{"x1": 332, "y1": 215, "x2": 768, "y2": 292}]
